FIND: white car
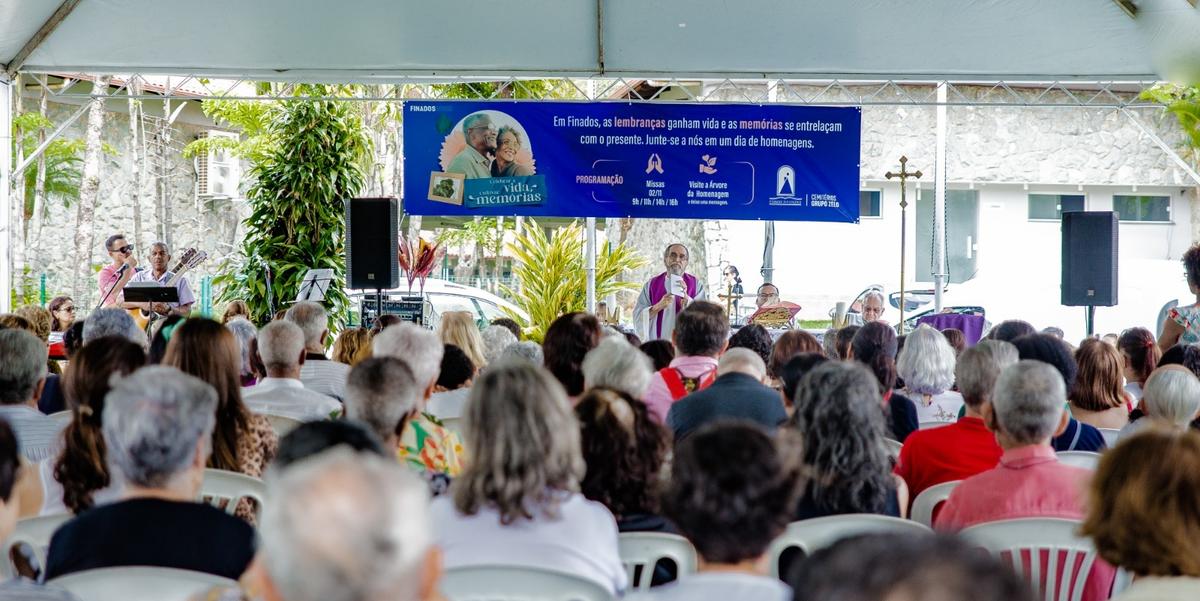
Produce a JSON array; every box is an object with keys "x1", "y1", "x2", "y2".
[{"x1": 347, "y1": 279, "x2": 528, "y2": 329}]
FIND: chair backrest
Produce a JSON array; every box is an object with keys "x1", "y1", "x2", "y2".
[
  {"x1": 441, "y1": 565, "x2": 614, "y2": 601},
  {"x1": 47, "y1": 566, "x2": 237, "y2": 601},
  {"x1": 617, "y1": 532, "x2": 698, "y2": 591},
  {"x1": 959, "y1": 518, "x2": 1096, "y2": 601},
  {"x1": 919, "y1": 420, "x2": 952, "y2": 430},
  {"x1": 1056, "y1": 451, "x2": 1101, "y2": 470},
  {"x1": 882, "y1": 438, "x2": 903, "y2": 461},
  {"x1": 1, "y1": 513, "x2": 71, "y2": 579},
  {"x1": 199, "y1": 469, "x2": 266, "y2": 521},
  {"x1": 441, "y1": 417, "x2": 463, "y2": 439},
  {"x1": 910, "y1": 480, "x2": 961, "y2": 527},
  {"x1": 766, "y1": 514, "x2": 933, "y2": 577},
  {"x1": 47, "y1": 411, "x2": 73, "y2": 427},
  {"x1": 1097, "y1": 428, "x2": 1121, "y2": 447},
  {"x1": 264, "y1": 413, "x2": 303, "y2": 437}
]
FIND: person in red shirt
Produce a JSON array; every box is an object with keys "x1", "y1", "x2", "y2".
[{"x1": 895, "y1": 340, "x2": 1017, "y2": 508}]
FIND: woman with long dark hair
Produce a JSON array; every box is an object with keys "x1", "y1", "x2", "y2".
[
  {"x1": 1118, "y1": 327, "x2": 1161, "y2": 402},
  {"x1": 542, "y1": 312, "x2": 602, "y2": 399},
  {"x1": 850, "y1": 322, "x2": 919, "y2": 442},
  {"x1": 162, "y1": 318, "x2": 277, "y2": 522}
]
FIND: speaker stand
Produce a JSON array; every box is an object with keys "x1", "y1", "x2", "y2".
[
  {"x1": 1085, "y1": 305, "x2": 1096, "y2": 338},
  {"x1": 375, "y1": 288, "x2": 383, "y2": 329}
]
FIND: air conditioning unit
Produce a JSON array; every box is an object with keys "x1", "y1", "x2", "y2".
[{"x1": 196, "y1": 130, "x2": 240, "y2": 198}]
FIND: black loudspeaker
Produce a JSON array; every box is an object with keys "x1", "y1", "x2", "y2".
[
  {"x1": 1061, "y1": 211, "x2": 1118, "y2": 306},
  {"x1": 346, "y1": 197, "x2": 400, "y2": 290}
]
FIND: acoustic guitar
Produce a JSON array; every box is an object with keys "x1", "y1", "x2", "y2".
[{"x1": 128, "y1": 248, "x2": 209, "y2": 330}]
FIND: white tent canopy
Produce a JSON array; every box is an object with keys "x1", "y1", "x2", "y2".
[{"x1": 2, "y1": 0, "x2": 1199, "y2": 82}]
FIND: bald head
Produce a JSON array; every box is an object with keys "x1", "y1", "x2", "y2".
[{"x1": 718, "y1": 347, "x2": 767, "y2": 381}]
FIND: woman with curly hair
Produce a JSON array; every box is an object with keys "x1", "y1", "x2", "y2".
[
  {"x1": 1161, "y1": 244, "x2": 1200, "y2": 351},
  {"x1": 897, "y1": 324, "x2": 964, "y2": 424},
  {"x1": 542, "y1": 312, "x2": 602, "y2": 400},
  {"x1": 728, "y1": 324, "x2": 773, "y2": 369}
]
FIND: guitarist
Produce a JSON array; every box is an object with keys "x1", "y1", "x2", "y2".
[
  {"x1": 98, "y1": 234, "x2": 138, "y2": 307},
  {"x1": 124, "y1": 242, "x2": 195, "y2": 318}
]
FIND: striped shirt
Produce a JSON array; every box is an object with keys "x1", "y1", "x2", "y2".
[
  {"x1": 243, "y1": 378, "x2": 342, "y2": 421},
  {"x1": 0, "y1": 405, "x2": 65, "y2": 462},
  {"x1": 298, "y1": 354, "x2": 350, "y2": 401},
  {"x1": 0, "y1": 579, "x2": 81, "y2": 601}
]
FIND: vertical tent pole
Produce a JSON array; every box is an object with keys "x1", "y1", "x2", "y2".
[
  {"x1": 585, "y1": 217, "x2": 597, "y2": 313},
  {"x1": 933, "y1": 82, "x2": 948, "y2": 313},
  {"x1": 0, "y1": 78, "x2": 13, "y2": 313}
]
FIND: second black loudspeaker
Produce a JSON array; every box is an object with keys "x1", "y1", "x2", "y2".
[
  {"x1": 346, "y1": 197, "x2": 400, "y2": 290},
  {"x1": 1061, "y1": 211, "x2": 1117, "y2": 306}
]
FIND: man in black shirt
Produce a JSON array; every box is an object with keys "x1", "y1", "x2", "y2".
[
  {"x1": 44, "y1": 367, "x2": 255, "y2": 581},
  {"x1": 667, "y1": 348, "x2": 788, "y2": 440}
]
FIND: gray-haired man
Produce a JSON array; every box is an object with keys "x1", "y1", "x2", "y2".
[
  {"x1": 0, "y1": 329, "x2": 64, "y2": 461},
  {"x1": 446, "y1": 113, "x2": 498, "y2": 179}
]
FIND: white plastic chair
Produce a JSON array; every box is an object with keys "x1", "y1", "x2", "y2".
[
  {"x1": 1, "y1": 513, "x2": 71, "y2": 579},
  {"x1": 959, "y1": 518, "x2": 1097, "y2": 601},
  {"x1": 1097, "y1": 428, "x2": 1121, "y2": 447},
  {"x1": 441, "y1": 565, "x2": 614, "y2": 601},
  {"x1": 47, "y1": 566, "x2": 237, "y2": 601},
  {"x1": 441, "y1": 417, "x2": 463, "y2": 439},
  {"x1": 1056, "y1": 451, "x2": 1101, "y2": 470},
  {"x1": 47, "y1": 410, "x2": 73, "y2": 427},
  {"x1": 264, "y1": 413, "x2": 303, "y2": 437},
  {"x1": 919, "y1": 420, "x2": 952, "y2": 430},
  {"x1": 766, "y1": 514, "x2": 933, "y2": 577},
  {"x1": 199, "y1": 469, "x2": 266, "y2": 521},
  {"x1": 882, "y1": 438, "x2": 903, "y2": 461},
  {"x1": 910, "y1": 480, "x2": 961, "y2": 527},
  {"x1": 618, "y1": 532, "x2": 698, "y2": 591}
]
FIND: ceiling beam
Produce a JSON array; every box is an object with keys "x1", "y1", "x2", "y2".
[
  {"x1": 1112, "y1": 0, "x2": 1138, "y2": 18},
  {"x1": 4, "y1": 0, "x2": 83, "y2": 80}
]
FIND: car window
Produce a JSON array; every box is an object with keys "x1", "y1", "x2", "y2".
[{"x1": 473, "y1": 299, "x2": 507, "y2": 322}]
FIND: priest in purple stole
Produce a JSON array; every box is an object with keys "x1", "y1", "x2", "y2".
[{"x1": 633, "y1": 243, "x2": 707, "y2": 341}]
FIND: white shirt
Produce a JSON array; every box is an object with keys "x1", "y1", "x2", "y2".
[
  {"x1": 243, "y1": 377, "x2": 342, "y2": 421},
  {"x1": 299, "y1": 355, "x2": 350, "y2": 401},
  {"x1": 431, "y1": 492, "x2": 627, "y2": 595},
  {"x1": 628, "y1": 572, "x2": 791, "y2": 601},
  {"x1": 38, "y1": 457, "x2": 123, "y2": 516},
  {"x1": 130, "y1": 269, "x2": 195, "y2": 308},
  {"x1": 427, "y1": 388, "x2": 471, "y2": 421},
  {"x1": 0, "y1": 405, "x2": 65, "y2": 462},
  {"x1": 906, "y1": 389, "x2": 965, "y2": 424}
]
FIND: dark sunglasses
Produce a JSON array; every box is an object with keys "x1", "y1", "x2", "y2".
[
  {"x1": 59, "y1": 306, "x2": 76, "y2": 313},
  {"x1": 112, "y1": 245, "x2": 133, "y2": 254}
]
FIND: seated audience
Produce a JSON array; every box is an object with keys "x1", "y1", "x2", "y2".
[
  {"x1": 639, "y1": 339, "x2": 675, "y2": 372},
  {"x1": 667, "y1": 348, "x2": 786, "y2": 440},
  {"x1": 935, "y1": 360, "x2": 1113, "y2": 601},
  {"x1": 427, "y1": 344, "x2": 476, "y2": 421},
  {"x1": 344, "y1": 357, "x2": 421, "y2": 457},
  {"x1": 369, "y1": 314, "x2": 402, "y2": 336},
  {"x1": 849, "y1": 322, "x2": 919, "y2": 442},
  {"x1": 285, "y1": 301, "x2": 348, "y2": 400},
  {"x1": 15, "y1": 305, "x2": 57, "y2": 373},
  {"x1": 81, "y1": 308, "x2": 141, "y2": 344},
  {"x1": 1118, "y1": 327, "x2": 1160, "y2": 402},
  {"x1": 1071, "y1": 339, "x2": 1130, "y2": 430},
  {"x1": 640, "y1": 422, "x2": 801, "y2": 601},
  {"x1": 623, "y1": 330, "x2": 643, "y2": 348},
  {"x1": 61, "y1": 321, "x2": 85, "y2": 360},
  {"x1": 1120, "y1": 366, "x2": 1200, "y2": 439},
  {"x1": 941, "y1": 327, "x2": 966, "y2": 355},
  {"x1": 575, "y1": 387, "x2": 670, "y2": 532},
  {"x1": 1042, "y1": 326, "x2": 1066, "y2": 339},
  {"x1": 582, "y1": 337, "x2": 654, "y2": 400},
  {"x1": 440, "y1": 311, "x2": 487, "y2": 369},
  {"x1": 542, "y1": 312, "x2": 603, "y2": 401},
  {"x1": 44, "y1": 367, "x2": 255, "y2": 580},
  {"x1": 331, "y1": 327, "x2": 373, "y2": 367},
  {"x1": 834, "y1": 325, "x2": 860, "y2": 360},
  {"x1": 372, "y1": 324, "x2": 463, "y2": 476},
  {"x1": 221, "y1": 300, "x2": 251, "y2": 325},
  {"x1": 162, "y1": 318, "x2": 277, "y2": 521},
  {"x1": 272, "y1": 420, "x2": 388, "y2": 469},
  {"x1": 1082, "y1": 428, "x2": 1200, "y2": 601},
  {"x1": 0, "y1": 329, "x2": 63, "y2": 461},
  {"x1": 35, "y1": 338, "x2": 145, "y2": 517},
  {"x1": 432, "y1": 360, "x2": 626, "y2": 595},
  {"x1": 790, "y1": 533, "x2": 1033, "y2": 601},
  {"x1": 895, "y1": 340, "x2": 1016, "y2": 505},
  {"x1": 243, "y1": 321, "x2": 342, "y2": 421},
  {"x1": 257, "y1": 449, "x2": 443, "y2": 601},
  {"x1": 489, "y1": 317, "x2": 522, "y2": 341},
  {"x1": 1012, "y1": 333, "x2": 1107, "y2": 452},
  {"x1": 778, "y1": 353, "x2": 828, "y2": 416},
  {"x1": 897, "y1": 324, "x2": 964, "y2": 423},
  {"x1": 821, "y1": 328, "x2": 839, "y2": 360},
  {"x1": 480, "y1": 324, "x2": 518, "y2": 365},
  {"x1": 147, "y1": 315, "x2": 186, "y2": 366},
  {"x1": 789, "y1": 362, "x2": 907, "y2": 520},
  {"x1": 500, "y1": 340, "x2": 543, "y2": 365},
  {"x1": 767, "y1": 330, "x2": 822, "y2": 386},
  {"x1": 728, "y1": 324, "x2": 773, "y2": 368},
  {"x1": 224, "y1": 317, "x2": 258, "y2": 386},
  {"x1": 644, "y1": 302, "x2": 728, "y2": 423},
  {"x1": 987, "y1": 319, "x2": 1037, "y2": 342}
]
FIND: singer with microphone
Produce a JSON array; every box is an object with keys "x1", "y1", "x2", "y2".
[{"x1": 97, "y1": 234, "x2": 138, "y2": 308}]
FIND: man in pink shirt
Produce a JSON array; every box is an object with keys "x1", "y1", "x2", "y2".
[
  {"x1": 643, "y1": 301, "x2": 728, "y2": 423},
  {"x1": 936, "y1": 359, "x2": 1114, "y2": 601},
  {"x1": 97, "y1": 234, "x2": 138, "y2": 307}
]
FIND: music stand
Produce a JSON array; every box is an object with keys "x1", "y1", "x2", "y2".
[
  {"x1": 123, "y1": 283, "x2": 181, "y2": 304},
  {"x1": 295, "y1": 269, "x2": 335, "y2": 303}
]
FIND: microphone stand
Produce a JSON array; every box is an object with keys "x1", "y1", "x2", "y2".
[{"x1": 95, "y1": 264, "x2": 130, "y2": 310}]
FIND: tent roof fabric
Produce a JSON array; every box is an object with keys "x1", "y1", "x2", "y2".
[{"x1": 2, "y1": 0, "x2": 1198, "y2": 82}]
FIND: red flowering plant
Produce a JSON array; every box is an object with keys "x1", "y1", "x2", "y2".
[{"x1": 398, "y1": 235, "x2": 446, "y2": 293}]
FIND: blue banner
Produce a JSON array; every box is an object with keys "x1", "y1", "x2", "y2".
[{"x1": 403, "y1": 101, "x2": 861, "y2": 222}]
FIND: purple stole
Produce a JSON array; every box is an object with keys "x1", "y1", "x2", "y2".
[{"x1": 648, "y1": 271, "x2": 699, "y2": 338}]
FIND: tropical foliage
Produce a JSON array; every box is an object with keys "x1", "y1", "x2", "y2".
[
  {"x1": 1142, "y1": 84, "x2": 1200, "y2": 160},
  {"x1": 12, "y1": 113, "x2": 86, "y2": 221},
  {"x1": 213, "y1": 86, "x2": 372, "y2": 328},
  {"x1": 502, "y1": 220, "x2": 647, "y2": 342}
]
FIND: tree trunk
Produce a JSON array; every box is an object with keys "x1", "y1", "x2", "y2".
[
  {"x1": 71, "y1": 76, "x2": 110, "y2": 305},
  {"x1": 159, "y1": 97, "x2": 172, "y2": 248},
  {"x1": 12, "y1": 75, "x2": 27, "y2": 300},
  {"x1": 29, "y1": 76, "x2": 49, "y2": 253},
  {"x1": 620, "y1": 218, "x2": 710, "y2": 312},
  {"x1": 127, "y1": 81, "x2": 144, "y2": 252}
]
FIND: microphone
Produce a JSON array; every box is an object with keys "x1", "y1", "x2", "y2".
[{"x1": 115, "y1": 263, "x2": 130, "y2": 276}]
